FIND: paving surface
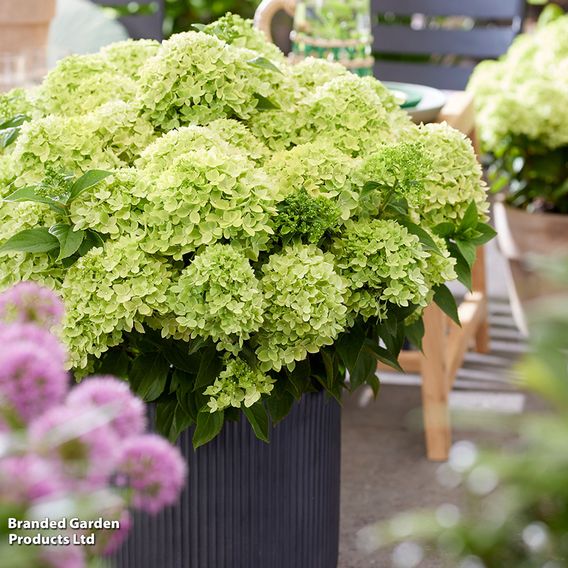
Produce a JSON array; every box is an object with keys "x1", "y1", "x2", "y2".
[{"x1": 338, "y1": 241, "x2": 542, "y2": 568}]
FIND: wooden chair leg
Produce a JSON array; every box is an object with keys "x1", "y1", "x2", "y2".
[
  {"x1": 420, "y1": 303, "x2": 451, "y2": 461},
  {"x1": 472, "y1": 246, "x2": 490, "y2": 354}
]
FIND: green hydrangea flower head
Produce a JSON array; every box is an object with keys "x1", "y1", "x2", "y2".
[
  {"x1": 409, "y1": 123, "x2": 489, "y2": 227},
  {"x1": 0, "y1": 202, "x2": 63, "y2": 291},
  {"x1": 469, "y1": 15, "x2": 568, "y2": 150},
  {"x1": 295, "y1": 75, "x2": 412, "y2": 156},
  {"x1": 138, "y1": 31, "x2": 283, "y2": 130},
  {"x1": 70, "y1": 168, "x2": 147, "y2": 238},
  {"x1": 10, "y1": 100, "x2": 154, "y2": 185},
  {"x1": 0, "y1": 88, "x2": 31, "y2": 123},
  {"x1": 139, "y1": 140, "x2": 275, "y2": 259},
  {"x1": 207, "y1": 118, "x2": 269, "y2": 162},
  {"x1": 355, "y1": 140, "x2": 432, "y2": 217},
  {"x1": 204, "y1": 356, "x2": 275, "y2": 413},
  {"x1": 255, "y1": 243, "x2": 347, "y2": 372},
  {"x1": 273, "y1": 188, "x2": 341, "y2": 245},
  {"x1": 265, "y1": 141, "x2": 360, "y2": 220},
  {"x1": 168, "y1": 244, "x2": 264, "y2": 353},
  {"x1": 289, "y1": 57, "x2": 350, "y2": 92},
  {"x1": 34, "y1": 54, "x2": 137, "y2": 116},
  {"x1": 61, "y1": 237, "x2": 173, "y2": 371},
  {"x1": 101, "y1": 38, "x2": 161, "y2": 80},
  {"x1": 199, "y1": 13, "x2": 286, "y2": 62},
  {"x1": 332, "y1": 219, "x2": 431, "y2": 320}
]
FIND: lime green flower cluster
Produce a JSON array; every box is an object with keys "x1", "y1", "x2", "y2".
[
  {"x1": 0, "y1": 88, "x2": 30, "y2": 123},
  {"x1": 169, "y1": 244, "x2": 264, "y2": 353},
  {"x1": 333, "y1": 220, "x2": 433, "y2": 319},
  {"x1": 61, "y1": 238, "x2": 172, "y2": 371},
  {"x1": 0, "y1": 16, "x2": 490, "y2": 435},
  {"x1": 255, "y1": 244, "x2": 347, "y2": 372},
  {"x1": 138, "y1": 134, "x2": 275, "y2": 259},
  {"x1": 70, "y1": 169, "x2": 146, "y2": 238},
  {"x1": 469, "y1": 15, "x2": 568, "y2": 151},
  {"x1": 205, "y1": 356, "x2": 275, "y2": 413},
  {"x1": 199, "y1": 13, "x2": 285, "y2": 63},
  {"x1": 11, "y1": 101, "x2": 154, "y2": 185},
  {"x1": 138, "y1": 31, "x2": 283, "y2": 130},
  {"x1": 265, "y1": 141, "x2": 360, "y2": 220},
  {"x1": 408, "y1": 123, "x2": 489, "y2": 227}
]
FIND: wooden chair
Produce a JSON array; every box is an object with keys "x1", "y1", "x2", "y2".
[
  {"x1": 376, "y1": 92, "x2": 489, "y2": 461},
  {"x1": 372, "y1": 0, "x2": 525, "y2": 89},
  {"x1": 91, "y1": 0, "x2": 164, "y2": 40}
]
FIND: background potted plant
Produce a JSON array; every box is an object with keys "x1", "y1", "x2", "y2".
[
  {"x1": 0, "y1": 14, "x2": 493, "y2": 568},
  {"x1": 468, "y1": 9, "x2": 568, "y2": 334}
]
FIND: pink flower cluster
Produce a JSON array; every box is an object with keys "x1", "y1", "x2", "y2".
[{"x1": 0, "y1": 283, "x2": 187, "y2": 568}]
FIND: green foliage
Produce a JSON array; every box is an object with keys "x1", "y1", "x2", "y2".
[
  {"x1": 361, "y1": 260, "x2": 568, "y2": 568},
  {"x1": 0, "y1": 19, "x2": 492, "y2": 445},
  {"x1": 469, "y1": 14, "x2": 568, "y2": 213}
]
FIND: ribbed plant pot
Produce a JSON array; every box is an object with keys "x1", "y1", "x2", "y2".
[
  {"x1": 113, "y1": 390, "x2": 341, "y2": 568},
  {"x1": 494, "y1": 201, "x2": 568, "y2": 335}
]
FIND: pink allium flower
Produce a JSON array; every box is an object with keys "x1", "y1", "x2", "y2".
[
  {"x1": 67, "y1": 377, "x2": 146, "y2": 439},
  {"x1": 100, "y1": 509, "x2": 132, "y2": 555},
  {"x1": 0, "y1": 324, "x2": 68, "y2": 424},
  {"x1": 117, "y1": 434, "x2": 187, "y2": 514},
  {"x1": 29, "y1": 404, "x2": 120, "y2": 490},
  {"x1": 0, "y1": 454, "x2": 63, "y2": 503},
  {"x1": 41, "y1": 544, "x2": 85, "y2": 568},
  {"x1": 0, "y1": 281, "x2": 64, "y2": 328}
]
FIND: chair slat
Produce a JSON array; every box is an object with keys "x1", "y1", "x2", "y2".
[
  {"x1": 373, "y1": 25, "x2": 516, "y2": 59},
  {"x1": 372, "y1": 0, "x2": 524, "y2": 20},
  {"x1": 374, "y1": 60, "x2": 476, "y2": 90}
]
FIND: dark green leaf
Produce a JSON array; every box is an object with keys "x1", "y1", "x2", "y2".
[
  {"x1": 156, "y1": 398, "x2": 193, "y2": 443},
  {"x1": 193, "y1": 346, "x2": 223, "y2": 392},
  {"x1": 161, "y1": 340, "x2": 199, "y2": 374},
  {"x1": 399, "y1": 218, "x2": 441, "y2": 254},
  {"x1": 0, "y1": 114, "x2": 28, "y2": 130},
  {"x1": 48, "y1": 223, "x2": 85, "y2": 261},
  {"x1": 253, "y1": 93, "x2": 280, "y2": 111},
  {"x1": 336, "y1": 324, "x2": 366, "y2": 371},
  {"x1": 68, "y1": 170, "x2": 112, "y2": 202},
  {"x1": 405, "y1": 317, "x2": 425, "y2": 351},
  {"x1": 448, "y1": 242, "x2": 472, "y2": 290},
  {"x1": 469, "y1": 223, "x2": 497, "y2": 246},
  {"x1": 286, "y1": 359, "x2": 311, "y2": 399},
  {"x1": 433, "y1": 284, "x2": 461, "y2": 326},
  {"x1": 0, "y1": 228, "x2": 59, "y2": 254},
  {"x1": 247, "y1": 56, "x2": 282, "y2": 74},
  {"x1": 459, "y1": 201, "x2": 479, "y2": 232},
  {"x1": 367, "y1": 373, "x2": 381, "y2": 398},
  {"x1": 266, "y1": 384, "x2": 295, "y2": 425},
  {"x1": 243, "y1": 402, "x2": 270, "y2": 443},
  {"x1": 95, "y1": 348, "x2": 130, "y2": 379},
  {"x1": 193, "y1": 410, "x2": 224, "y2": 449},
  {"x1": 349, "y1": 345, "x2": 379, "y2": 389},
  {"x1": 129, "y1": 353, "x2": 170, "y2": 402},
  {"x1": 77, "y1": 230, "x2": 105, "y2": 256},
  {"x1": 318, "y1": 349, "x2": 343, "y2": 402},
  {"x1": 0, "y1": 127, "x2": 20, "y2": 148},
  {"x1": 432, "y1": 222, "x2": 455, "y2": 238},
  {"x1": 455, "y1": 239, "x2": 477, "y2": 268},
  {"x1": 3, "y1": 186, "x2": 67, "y2": 214},
  {"x1": 365, "y1": 340, "x2": 403, "y2": 372}
]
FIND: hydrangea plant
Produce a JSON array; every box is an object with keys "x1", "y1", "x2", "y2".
[
  {"x1": 468, "y1": 11, "x2": 568, "y2": 213},
  {"x1": 0, "y1": 15, "x2": 493, "y2": 447},
  {"x1": 0, "y1": 283, "x2": 186, "y2": 568}
]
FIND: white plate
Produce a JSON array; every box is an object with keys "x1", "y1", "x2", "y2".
[{"x1": 384, "y1": 81, "x2": 447, "y2": 124}]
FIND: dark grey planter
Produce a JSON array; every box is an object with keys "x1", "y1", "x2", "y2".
[{"x1": 113, "y1": 390, "x2": 341, "y2": 568}]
